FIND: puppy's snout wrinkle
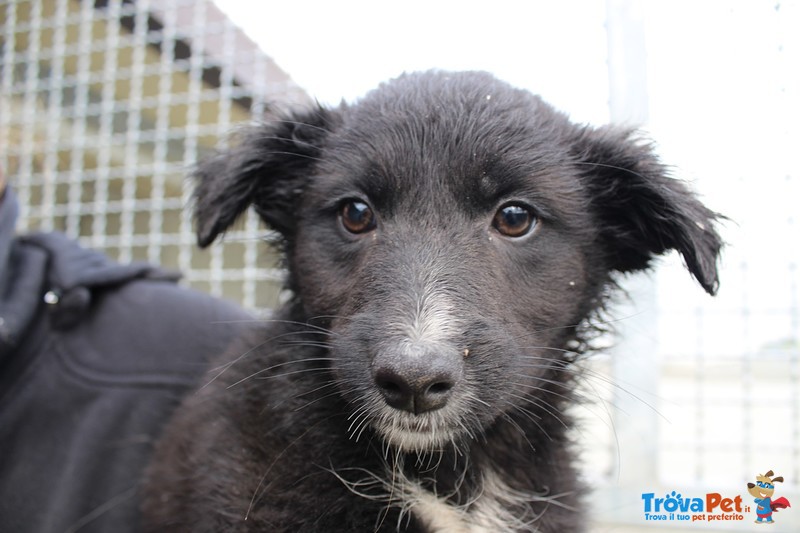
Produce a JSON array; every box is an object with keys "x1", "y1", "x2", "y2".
[{"x1": 372, "y1": 346, "x2": 462, "y2": 415}]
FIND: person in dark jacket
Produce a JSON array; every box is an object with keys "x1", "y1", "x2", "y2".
[{"x1": 0, "y1": 168, "x2": 253, "y2": 532}]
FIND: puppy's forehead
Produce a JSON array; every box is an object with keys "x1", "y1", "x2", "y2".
[{"x1": 318, "y1": 75, "x2": 578, "y2": 214}]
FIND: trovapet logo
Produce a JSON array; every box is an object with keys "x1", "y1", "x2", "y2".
[
  {"x1": 641, "y1": 469, "x2": 793, "y2": 525},
  {"x1": 641, "y1": 491, "x2": 748, "y2": 523}
]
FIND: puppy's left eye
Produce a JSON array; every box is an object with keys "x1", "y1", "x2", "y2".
[
  {"x1": 492, "y1": 203, "x2": 537, "y2": 237},
  {"x1": 340, "y1": 200, "x2": 377, "y2": 234}
]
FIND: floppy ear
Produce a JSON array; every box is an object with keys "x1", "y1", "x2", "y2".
[
  {"x1": 193, "y1": 106, "x2": 335, "y2": 247},
  {"x1": 572, "y1": 126, "x2": 723, "y2": 295}
]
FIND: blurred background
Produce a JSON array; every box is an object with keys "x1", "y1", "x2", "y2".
[{"x1": 1, "y1": 0, "x2": 797, "y2": 530}]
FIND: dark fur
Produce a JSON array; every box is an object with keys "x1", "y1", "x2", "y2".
[{"x1": 143, "y1": 71, "x2": 721, "y2": 532}]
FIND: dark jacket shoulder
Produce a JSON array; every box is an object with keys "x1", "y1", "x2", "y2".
[{"x1": 0, "y1": 221, "x2": 253, "y2": 533}]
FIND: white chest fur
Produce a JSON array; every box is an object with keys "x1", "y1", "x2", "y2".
[
  {"x1": 400, "y1": 469, "x2": 540, "y2": 533},
  {"x1": 330, "y1": 460, "x2": 565, "y2": 532}
]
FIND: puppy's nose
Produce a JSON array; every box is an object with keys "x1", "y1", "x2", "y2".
[{"x1": 372, "y1": 350, "x2": 461, "y2": 415}]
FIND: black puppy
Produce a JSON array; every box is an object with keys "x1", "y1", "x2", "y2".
[{"x1": 143, "y1": 71, "x2": 721, "y2": 532}]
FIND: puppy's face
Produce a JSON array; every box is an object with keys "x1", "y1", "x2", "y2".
[
  {"x1": 291, "y1": 83, "x2": 602, "y2": 451},
  {"x1": 194, "y1": 71, "x2": 722, "y2": 452}
]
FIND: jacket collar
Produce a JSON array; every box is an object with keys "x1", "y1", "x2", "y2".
[{"x1": 0, "y1": 187, "x2": 180, "y2": 359}]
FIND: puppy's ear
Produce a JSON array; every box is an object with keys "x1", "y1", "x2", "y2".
[
  {"x1": 193, "y1": 106, "x2": 335, "y2": 247},
  {"x1": 572, "y1": 126, "x2": 723, "y2": 295}
]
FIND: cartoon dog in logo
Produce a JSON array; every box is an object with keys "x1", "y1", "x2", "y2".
[{"x1": 747, "y1": 470, "x2": 791, "y2": 524}]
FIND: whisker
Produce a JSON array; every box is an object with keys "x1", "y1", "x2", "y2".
[
  {"x1": 294, "y1": 380, "x2": 339, "y2": 399},
  {"x1": 514, "y1": 351, "x2": 669, "y2": 420},
  {"x1": 246, "y1": 413, "x2": 341, "y2": 520},
  {"x1": 254, "y1": 367, "x2": 331, "y2": 381},
  {"x1": 278, "y1": 341, "x2": 334, "y2": 350},
  {"x1": 202, "y1": 338, "x2": 273, "y2": 389},
  {"x1": 256, "y1": 318, "x2": 338, "y2": 336},
  {"x1": 505, "y1": 391, "x2": 569, "y2": 434},
  {"x1": 509, "y1": 309, "x2": 646, "y2": 344},
  {"x1": 294, "y1": 387, "x2": 353, "y2": 413},
  {"x1": 502, "y1": 413, "x2": 539, "y2": 452},
  {"x1": 226, "y1": 357, "x2": 334, "y2": 390}
]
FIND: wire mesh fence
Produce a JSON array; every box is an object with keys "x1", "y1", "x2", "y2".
[{"x1": 1, "y1": 0, "x2": 308, "y2": 310}]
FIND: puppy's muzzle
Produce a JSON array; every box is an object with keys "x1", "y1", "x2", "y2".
[{"x1": 372, "y1": 344, "x2": 464, "y2": 415}]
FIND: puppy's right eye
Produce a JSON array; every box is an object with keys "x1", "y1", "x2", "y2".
[
  {"x1": 492, "y1": 203, "x2": 537, "y2": 238},
  {"x1": 340, "y1": 200, "x2": 376, "y2": 234}
]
